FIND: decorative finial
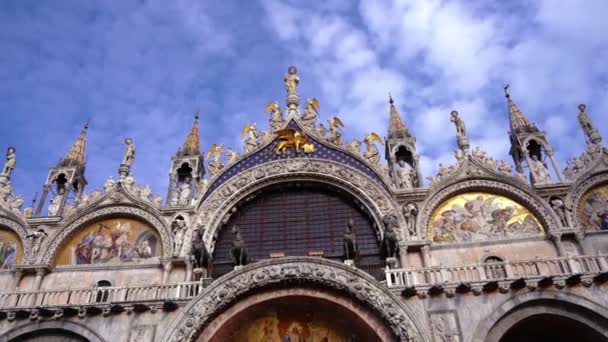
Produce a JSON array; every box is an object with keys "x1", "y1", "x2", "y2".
[
  {"x1": 389, "y1": 93, "x2": 394, "y2": 105},
  {"x1": 84, "y1": 118, "x2": 90, "y2": 130},
  {"x1": 504, "y1": 84, "x2": 510, "y2": 98},
  {"x1": 578, "y1": 104, "x2": 586, "y2": 112},
  {"x1": 194, "y1": 112, "x2": 199, "y2": 121}
]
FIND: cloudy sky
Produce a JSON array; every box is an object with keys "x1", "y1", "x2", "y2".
[{"x1": 1, "y1": 0, "x2": 607, "y2": 205}]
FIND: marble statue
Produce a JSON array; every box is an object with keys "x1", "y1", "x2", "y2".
[
  {"x1": 343, "y1": 219, "x2": 358, "y2": 261},
  {"x1": 171, "y1": 216, "x2": 187, "y2": 257},
  {"x1": 327, "y1": 117, "x2": 344, "y2": 145},
  {"x1": 103, "y1": 177, "x2": 116, "y2": 192},
  {"x1": 139, "y1": 185, "x2": 152, "y2": 202},
  {"x1": 231, "y1": 225, "x2": 248, "y2": 267},
  {"x1": 242, "y1": 124, "x2": 260, "y2": 153},
  {"x1": 550, "y1": 197, "x2": 569, "y2": 227},
  {"x1": 284, "y1": 66, "x2": 299, "y2": 97},
  {"x1": 530, "y1": 155, "x2": 551, "y2": 184},
  {"x1": 2, "y1": 146, "x2": 16, "y2": 176},
  {"x1": 265, "y1": 101, "x2": 285, "y2": 130},
  {"x1": 225, "y1": 148, "x2": 238, "y2": 165},
  {"x1": 47, "y1": 193, "x2": 63, "y2": 216},
  {"x1": 121, "y1": 138, "x2": 136, "y2": 167},
  {"x1": 302, "y1": 99, "x2": 320, "y2": 129},
  {"x1": 450, "y1": 110, "x2": 469, "y2": 150},
  {"x1": 0, "y1": 180, "x2": 11, "y2": 200},
  {"x1": 7, "y1": 195, "x2": 24, "y2": 214},
  {"x1": 363, "y1": 132, "x2": 383, "y2": 165},
  {"x1": 315, "y1": 123, "x2": 327, "y2": 138},
  {"x1": 577, "y1": 104, "x2": 601, "y2": 144},
  {"x1": 394, "y1": 160, "x2": 414, "y2": 190},
  {"x1": 169, "y1": 190, "x2": 179, "y2": 207},
  {"x1": 206, "y1": 144, "x2": 225, "y2": 177},
  {"x1": 151, "y1": 194, "x2": 162, "y2": 207},
  {"x1": 177, "y1": 182, "x2": 192, "y2": 206},
  {"x1": 27, "y1": 228, "x2": 48, "y2": 258},
  {"x1": 497, "y1": 160, "x2": 513, "y2": 176},
  {"x1": 403, "y1": 202, "x2": 418, "y2": 236},
  {"x1": 345, "y1": 139, "x2": 361, "y2": 153}
]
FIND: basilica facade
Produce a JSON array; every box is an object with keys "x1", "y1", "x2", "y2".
[{"x1": 0, "y1": 67, "x2": 607, "y2": 341}]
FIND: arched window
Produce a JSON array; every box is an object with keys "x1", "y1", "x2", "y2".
[
  {"x1": 95, "y1": 280, "x2": 112, "y2": 303},
  {"x1": 484, "y1": 256, "x2": 507, "y2": 280}
]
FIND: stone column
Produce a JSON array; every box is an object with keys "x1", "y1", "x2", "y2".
[
  {"x1": 33, "y1": 267, "x2": 48, "y2": 290},
  {"x1": 184, "y1": 257, "x2": 193, "y2": 282},
  {"x1": 398, "y1": 243, "x2": 408, "y2": 269},
  {"x1": 551, "y1": 234, "x2": 565, "y2": 256},
  {"x1": 162, "y1": 260, "x2": 174, "y2": 285},
  {"x1": 414, "y1": 155, "x2": 423, "y2": 188},
  {"x1": 547, "y1": 150, "x2": 564, "y2": 182},
  {"x1": 421, "y1": 245, "x2": 431, "y2": 267},
  {"x1": 35, "y1": 185, "x2": 50, "y2": 217},
  {"x1": 11, "y1": 269, "x2": 23, "y2": 291}
]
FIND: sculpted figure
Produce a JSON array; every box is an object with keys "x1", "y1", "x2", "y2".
[
  {"x1": 103, "y1": 177, "x2": 116, "y2": 192},
  {"x1": 403, "y1": 202, "x2": 418, "y2": 236},
  {"x1": 169, "y1": 189, "x2": 179, "y2": 206},
  {"x1": 206, "y1": 144, "x2": 225, "y2": 177},
  {"x1": 191, "y1": 226, "x2": 210, "y2": 269},
  {"x1": 363, "y1": 132, "x2": 383, "y2": 165},
  {"x1": 265, "y1": 101, "x2": 285, "y2": 130},
  {"x1": 343, "y1": 219, "x2": 358, "y2": 261},
  {"x1": 241, "y1": 124, "x2": 260, "y2": 153},
  {"x1": 47, "y1": 188, "x2": 64, "y2": 216},
  {"x1": 497, "y1": 160, "x2": 513, "y2": 175},
  {"x1": 177, "y1": 182, "x2": 192, "y2": 206},
  {"x1": 140, "y1": 185, "x2": 152, "y2": 202},
  {"x1": 327, "y1": 116, "x2": 344, "y2": 145},
  {"x1": 2, "y1": 146, "x2": 16, "y2": 176},
  {"x1": 0, "y1": 180, "x2": 11, "y2": 200},
  {"x1": 27, "y1": 228, "x2": 48, "y2": 259},
  {"x1": 450, "y1": 110, "x2": 469, "y2": 150},
  {"x1": 530, "y1": 154, "x2": 551, "y2": 184},
  {"x1": 302, "y1": 98, "x2": 320, "y2": 129},
  {"x1": 121, "y1": 138, "x2": 136, "y2": 167},
  {"x1": 394, "y1": 160, "x2": 414, "y2": 189},
  {"x1": 151, "y1": 194, "x2": 162, "y2": 207},
  {"x1": 225, "y1": 148, "x2": 238, "y2": 164},
  {"x1": 577, "y1": 104, "x2": 601, "y2": 144},
  {"x1": 381, "y1": 215, "x2": 399, "y2": 259},
  {"x1": 550, "y1": 197, "x2": 569, "y2": 227},
  {"x1": 315, "y1": 123, "x2": 327, "y2": 138},
  {"x1": 231, "y1": 225, "x2": 248, "y2": 266},
  {"x1": 346, "y1": 139, "x2": 361, "y2": 153},
  {"x1": 284, "y1": 66, "x2": 299, "y2": 97},
  {"x1": 171, "y1": 216, "x2": 187, "y2": 257}
]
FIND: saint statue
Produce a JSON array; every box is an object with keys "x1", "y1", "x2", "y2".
[
  {"x1": 265, "y1": 101, "x2": 285, "y2": 130},
  {"x1": 363, "y1": 132, "x2": 383, "y2": 165},
  {"x1": 450, "y1": 110, "x2": 468, "y2": 150},
  {"x1": 577, "y1": 104, "x2": 601, "y2": 144},
  {"x1": 121, "y1": 138, "x2": 136, "y2": 167},
  {"x1": 343, "y1": 219, "x2": 358, "y2": 261},
  {"x1": 403, "y1": 202, "x2": 418, "y2": 236},
  {"x1": 231, "y1": 225, "x2": 248, "y2": 266},
  {"x1": 394, "y1": 160, "x2": 414, "y2": 189},
  {"x1": 284, "y1": 66, "x2": 300, "y2": 97},
  {"x1": 530, "y1": 154, "x2": 551, "y2": 184},
  {"x1": 2, "y1": 146, "x2": 16, "y2": 176},
  {"x1": 241, "y1": 124, "x2": 260, "y2": 153},
  {"x1": 26, "y1": 228, "x2": 48, "y2": 259},
  {"x1": 301, "y1": 99, "x2": 320, "y2": 129},
  {"x1": 225, "y1": 148, "x2": 238, "y2": 164},
  {"x1": 177, "y1": 182, "x2": 192, "y2": 206},
  {"x1": 171, "y1": 216, "x2": 187, "y2": 257},
  {"x1": 550, "y1": 197, "x2": 569, "y2": 227},
  {"x1": 47, "y1": 194, "x2": 62, "y2": 216}
]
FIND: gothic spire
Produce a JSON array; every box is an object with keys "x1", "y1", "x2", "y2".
[
  {"x1": 504, "y1": 84, "x2": 536, "y2": 133},
  {"x1": 387, "y1": 95, "x2": 410, "y2": 139},
  {"x1": 60, "y1": 121, "x2": 88, "y2": 168},
  {"x1": 179, "y1": 113, "x2": 201, "y2": 156}
]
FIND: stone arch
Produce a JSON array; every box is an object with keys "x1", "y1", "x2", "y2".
[
  {"x1": 566, "y1": 172, "x2": 608, "y2": 231},
  {"x1": 0, "y1": 320, "x2": 106, "y2": 342},
  {"x1": 0, "y1": 215, "x2": 29, "y2": 265},
  {"x1": 419, "y1": 178, "x2": 561, "y2": 242},
  {"x1": 39, "y1": 204, "x2": 172, "y2": 264},
  {"x1": 471, "y1": 290, "x2": 608, "y2": 342},
  {"x1": 192, "y1": 159, "x2": 401, "y2": 255},
  {"x1": 161, "y1": 257, "x2": 430, "y2": 342}
]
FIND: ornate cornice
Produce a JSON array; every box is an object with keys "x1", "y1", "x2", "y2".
[
  {"x1": 39, "y1": 205, "x2": 172, "y2": 265},
  {"x1": 191, "y1": 158, "x2": 401, "y2": 254},
  {"x1": 419, "y1": 178, "x2": 562, "y2": 242},
  {"x1": 161, "y1": 257, "x2": 428, "y2": 342}
]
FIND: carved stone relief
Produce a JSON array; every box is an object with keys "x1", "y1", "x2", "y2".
[
  {"x1": 429, "y1": 310, "x2": 462, "y2": 342},
  {"x1": 162, "y1": 257, "x2": 426, "y2": 342}
]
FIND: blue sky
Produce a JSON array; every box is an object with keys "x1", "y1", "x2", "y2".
[{"x1": 1, "y1": 0, "x2": 607, "y2": 205}]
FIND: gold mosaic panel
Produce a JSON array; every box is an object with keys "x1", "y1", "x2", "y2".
[
  {"x1": 0, "y1": 228, "x2": 23, "y2": 269},
  {"x1": 56, "y1": 218, "x2": 161, "y2": 265},
  {"x1": 429, "y1": 192, "x2": 543, "y2": 243},
  {"x1": 578, "y1": 184, "x2": 608, "y2": 231}
]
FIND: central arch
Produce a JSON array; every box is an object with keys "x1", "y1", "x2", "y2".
[
  {"x1": 161, "y1": 257, "x2": 429, "y2": 342},
  {"x1": 211, "y1": 181, "x2": 384, "y2": 279}
]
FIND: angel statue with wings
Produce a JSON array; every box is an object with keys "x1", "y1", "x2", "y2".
[
  {"x1": 327, "y1": 116, "x2": 345, "y2": 145},
  {"x1": 265, "y1": 101, "x2": 285, "y2": 130},
  {"x1": 363, "y1": 132, "x2": 384, "y2": 165},
  {"x1": 224, "y1": 148, "x2": 239, "y2": 165},
  {"x1": 275, "y1": 129, "x2": 314, "y2": 154},
  {"x1": 241, "y1": 124, "x2": 260, "y2": 153},
  {"x1": 206, "y1": 144, "x2": 224, "y2": 177},
  {"x1": 301, "y1": 98, "x2": 320, "y2": 129}
]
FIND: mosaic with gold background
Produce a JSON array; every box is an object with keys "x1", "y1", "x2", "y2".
[
  {"x1": 429, "y1": 192, "x2": 543, "y2": 243},
  {"x1": 578, "y1": 184, "x2": 608, "y2": 231},
  {"x1": 56, "y1": 218, "x2": 161, "y2": 265},
  {"x1": 0, "y1": 228, "x2": 23, "y2": 269}
]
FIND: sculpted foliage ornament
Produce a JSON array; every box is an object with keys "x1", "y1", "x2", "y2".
[{"x1": 164, "y1": 258, "x2": 422, "y2": 342}]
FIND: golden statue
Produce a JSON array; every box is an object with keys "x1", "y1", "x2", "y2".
[
  {"x1": 206, "y1": 144, "x2": 225, "y2": 177},
  {"x1": 265, "y1": 101, "x2": 285, "y2": 130},
  {"x1": 275, "y1": 128, "x2": 314, "y2": 154}
]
